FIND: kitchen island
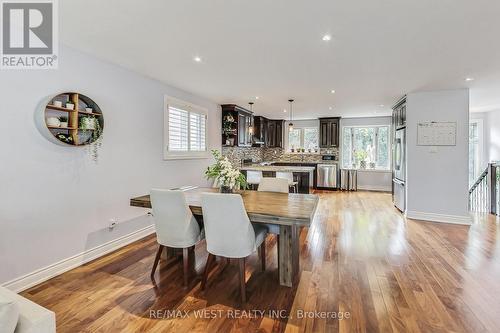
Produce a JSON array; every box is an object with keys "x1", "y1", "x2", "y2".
[{"x1": 240, "y1": 165, "x2": 315, "y2": 193}]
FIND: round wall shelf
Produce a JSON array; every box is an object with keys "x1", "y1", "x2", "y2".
[{"x1": 38, "y1": 92, "x2": 104, "y2": 146}]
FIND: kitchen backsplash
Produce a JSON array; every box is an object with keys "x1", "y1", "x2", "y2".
[{"x1": 222, "y1": 146, "x2": 339, "y2": 167}]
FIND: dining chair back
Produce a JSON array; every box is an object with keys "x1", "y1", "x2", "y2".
[
  {"x1": 150, "y1": 189, "x2": 201, "y2": 248},
  {"x1": 257, "y1": 177, "x2": 289, "y2": 193},
  {"x1": 201, "y1": 193, "x2": 258, "y2": 258}
]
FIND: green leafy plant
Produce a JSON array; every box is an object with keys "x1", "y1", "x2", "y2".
[
  {"x1": 58, "y1": 116, "x2": 68, "y2": 122},
  {"x1": 80, "y1": 115, "x2": 103, "y2": 163},
  {"x1": 205, "y1": 150, "x2": 247, "y2": 190},
  {"x1": 354, "y1": 150, "x2": 368, "y2": 162}
]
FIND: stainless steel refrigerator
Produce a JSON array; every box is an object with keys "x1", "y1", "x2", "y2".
[{"x1": 393, "y1": 128, "x2": 406, "y2": 212}]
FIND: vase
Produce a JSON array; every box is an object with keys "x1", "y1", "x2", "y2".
[
  {"x1": 219, "y1": 186, "x2": 233, "y2": 193},
  {"x1": 360, "y1": 161, "x2": 367, "y2": 169}
]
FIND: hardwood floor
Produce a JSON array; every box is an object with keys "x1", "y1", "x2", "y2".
[{"x1": 21, "y1": 191, "x2": 500, "y2": 332}]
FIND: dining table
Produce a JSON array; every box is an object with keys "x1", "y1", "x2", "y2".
[{"x1": 130, "y1": 187, "x2": 319, "y2": 288}]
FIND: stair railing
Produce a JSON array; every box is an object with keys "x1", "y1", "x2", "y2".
[{"x1": 469, "y1": 163, "x2": 500, "y2": 215}]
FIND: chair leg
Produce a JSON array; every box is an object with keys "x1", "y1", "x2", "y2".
[
  {"x1": 183, "y1": 247, "x2": 189, "y2": 287},
  {"x1": 238, "y1": 257, "x2": 246, "y2": 304},
  {"x1": 260, "y1": 241, "x2": 266, "y2": 271},
  {"x1": 151, "y1": 245, "x2": 164, "y2": 279},
  {"x1": 201, "y1": 253, "x2": 216, "y2": 290}
]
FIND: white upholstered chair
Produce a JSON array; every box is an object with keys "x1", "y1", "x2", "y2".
[
  {"x1": 150, "y1": 189, "x2": 204, "y2": 286},
  {"x1": 246, "y1": 170, "x2": 263, "y2": 190},
  {"x1": 257, "y1": 177, "x2": 289, "y2": 194},
  {"x1": 200, "y1": 193, "x2": 268, "y2": 303},
  {"x1": 276, "y1": 171, "x2": 299, "y2": 193}
]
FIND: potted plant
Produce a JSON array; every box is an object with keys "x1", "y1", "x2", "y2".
[
  {"x1": 59, "y1": 116, "x2": 68, "y2": 128},
  {"x1": 355, "y1": 150, "x2": 368, "y2": 169},
  {"x1": 53, "y1": 100, "x2": 63, "y2": 108},
  {"x1": 85, "y1": 107, "x2": 93, "y2": 113},
  {"x1": 66, "y1": 100, "x2": 75, "y2": 110},
  {"x1": 80, "y1": 115, "x2": 103, "y2": 163},
  {"x1": 80, "y1": 115, "x2": 97, "y2": 130},
  {"x1": 205, "y1": 150, "x2": 247, "y2": 193}
]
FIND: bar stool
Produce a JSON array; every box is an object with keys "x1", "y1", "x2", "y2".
[
  {"x1": 246, "y1": 170, "x2": 263, "y2": 190},
  {"x1": 276, "y1": 171, "x2": 298, "y2": 193}
]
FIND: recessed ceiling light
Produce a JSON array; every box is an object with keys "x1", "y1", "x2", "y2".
[
  {"x1": 465, "y1": 77, "x2": 474, "y2": 82},
  {"x1": 379, "y1": 104, "x2": 385, "y2": 107},
  {"x1": 283, "y1": 109, "x2": 287, "y2": 113},
  {"x1": 255, "y1": 96, "x2": 259, "y2": 99},
  {"x1": 322, "y1": 34, "x2": 332, "y2": 41},
  {"x1": 329, "y1": 106, "x2": 333, "y2": 110},
  {"x1": 330, "y1": 90, "x2": 336, "y2": 94},
  {"x1": 193, "y1": 56, "x2": 202, "y2": 62}
]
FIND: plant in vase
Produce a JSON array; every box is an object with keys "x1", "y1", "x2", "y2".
[
  {"x1": 80, "y1": 115, "x2": 103, "y2": 163},
  {"x1": 58, "y1": 116, "x2": 68, "y2": 128},
  {"x1": 205, "y1": 150, "x2": 247, "y2": 193},
  {"x1": 66, "y1": 100, "x2": 75, "y2": 110},
  {"x1": 354, "y1": 150, "x2": 368, "y2": 169}
]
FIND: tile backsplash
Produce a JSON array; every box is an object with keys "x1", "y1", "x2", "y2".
[{"x1": 222, "y1": 146, "x2": 339, "y2": 167}]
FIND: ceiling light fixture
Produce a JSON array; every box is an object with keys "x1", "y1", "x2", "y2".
[
  {"x1": 193, "y1": 56, "x2": 202, "y2": 62},
  {"x1": 379, "y1": 104, "x2": 385, "y2": 107},
  {"x1": 330, "y1": 89, "x2": 336, "y2": 94},
  {"x1": 283, "y1": 109, "x2": 287, "y2": 113},
  {"x1": 465, "y1": 77, "x2": 474, "y2": 82},
  {"x1": 248, "y1": 102, "x2": 254, "y2": 134},
  {"x1": 322, "y1": 34, "x2": 331, "y2": 41},
  {"x1": 329, "y1": 106, "x2": 333, "y2": 110},
  {"x1": 255, "y1": 96, "x2": 259, "y2": 99},
  {"x1": 288, "y1": 99, "x2": 294, "y2": 131}
]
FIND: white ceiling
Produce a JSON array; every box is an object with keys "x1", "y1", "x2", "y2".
[{"x1": 61, "y1": 0, "x2": 500, "y2": 119}]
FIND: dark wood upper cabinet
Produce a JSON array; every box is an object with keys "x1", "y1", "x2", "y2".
[
  {"x1": 253, "y1": 116, "x2": 268, "y2": 146},
  {"x1": 266, "y1": 119, "x2": 285, "y2": 148},
  {"x1": 393, "y1": 99, "x2": 406, "y2": 129},
  {"x1": 319, "y1": 117, "x2": 340, "y2": 148},
  {"x1": 221, "y1": 104, "x2": 253, "y2": 147}
]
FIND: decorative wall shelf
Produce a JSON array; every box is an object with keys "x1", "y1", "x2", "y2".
[{"x1": 37, "y1": 92, "x2": 104, "y2": 146}]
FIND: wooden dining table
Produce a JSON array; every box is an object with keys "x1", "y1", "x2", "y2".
[{"x1": 130, "y1": 187, "x2": 319, "y2": 288}]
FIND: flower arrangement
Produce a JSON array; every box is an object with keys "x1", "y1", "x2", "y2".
[{"x1": 205, "y1": 150, "x2": 247, "y2": 192}]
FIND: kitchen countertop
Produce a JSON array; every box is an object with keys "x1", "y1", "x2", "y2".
[{"x1": 240, "y1": 165, "x2": 316, "y2": 173}]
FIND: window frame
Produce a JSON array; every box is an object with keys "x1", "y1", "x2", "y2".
[
  {"x1": 164, "y1": 96, "x2": 209, "y2": 160},
  {"x1": 341, "y1": 124, "x2": 391, "y2": 170},
  {"x1": 287, "y1": 126, "x2": 319, "y2": 152}
]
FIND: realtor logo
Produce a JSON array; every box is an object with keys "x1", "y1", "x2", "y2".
[{"x1": 1, "y1": 0, "x2": 58, "y2": 69}]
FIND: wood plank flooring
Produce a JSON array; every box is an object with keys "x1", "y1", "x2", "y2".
[{"x1": 21, "y1": 191, "x2": 500, "y2": 332}]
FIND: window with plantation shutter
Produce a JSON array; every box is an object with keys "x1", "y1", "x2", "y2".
[{"x1": 164, "y1": 96, "x2": 208, "y2": 159}]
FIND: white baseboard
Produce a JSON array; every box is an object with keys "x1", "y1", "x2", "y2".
[
  {"x1": 357, "y1": 185, "x2": 391, "y2": 192},
  {"x1": 2, "y1": 225, "x2": 155, "y2": 293},
  {"x1": 406, "y1": 211, "x2": 472, "y2": 225}
]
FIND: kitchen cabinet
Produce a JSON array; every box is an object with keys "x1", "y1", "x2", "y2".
[
  {"x1": 266, "y1": 119, "x2": 285, "y2": 148},
  {"x1": 221, "y1": 104, "x2": 253, "y2": 147},
  {"x1": 319, "y1": 117, "x2": 340, "y2": 148},
  {"x1": 252, "y1": 116, "x2": 268, "y2": 146}
]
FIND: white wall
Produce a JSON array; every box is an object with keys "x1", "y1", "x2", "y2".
[
  {"x1": 0, "y1": 46, "x2": 221, "y2": 286},
  {"x1": 406, "y1": 89, "x2": 470, "y2": 224},
  {"x1": 340, "y1": 116, "x2": 392, "y2": 191}
]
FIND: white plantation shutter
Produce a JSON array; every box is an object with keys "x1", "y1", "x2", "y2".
[
  {"x1": 165, "y1": 97, "x2": 208, "y2": 159},
  {"x1": 190, "y1": 112, "x2": 207, "y2": 151},
  {"x1": 168, "y1": 106, "x2": 189, "y2": 151}
]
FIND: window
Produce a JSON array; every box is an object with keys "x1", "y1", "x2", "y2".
[
  {"x1": 287, "y1": 127, "x2": 319, "y2": 151},
  {"x1": 342, "y1": 126, "x2": 390, "y2": 170},
  {"x1": 469, "y1": 119, "x2": 484, "y2": 186},
  {"x1": 164, "y1": 97, "x2": 208, "y2": 159}
]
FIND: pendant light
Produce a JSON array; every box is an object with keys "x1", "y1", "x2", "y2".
[
  {"x1": 248, "y1": 102, "x2": 254, "y2": 135},
  {"x1": 288, "y1": 99, "x2": 294, "y2": 131}
]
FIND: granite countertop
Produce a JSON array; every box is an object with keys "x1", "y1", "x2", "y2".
[{"x1": 239, "y1": 165, "x2": 316, "y2": 173}]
